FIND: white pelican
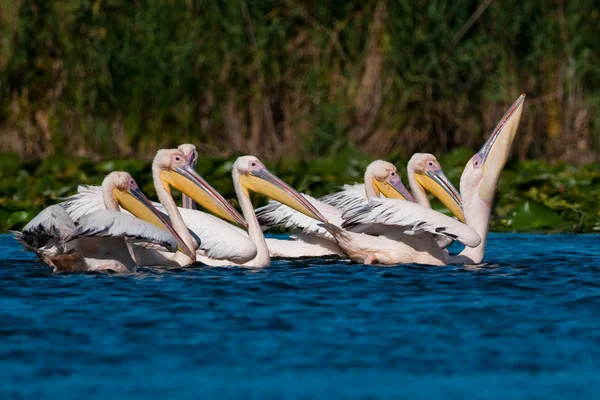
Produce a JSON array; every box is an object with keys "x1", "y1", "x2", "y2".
[
  {"x1": 14, "y1": 172, "x2": 195, "y2": 272},
  {"x1": 255, "y1": 160, "x2": 414, "y2": 257},
  {"x1": 181, "y1": 154, "x2": 329, "y2": 267},
  {"x1": 321, "y1": 94, "x2": 526, "y2": 265}
]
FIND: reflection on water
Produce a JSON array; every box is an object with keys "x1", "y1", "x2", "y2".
[{"x1": 1, "y1": 233, "x2": 599, "y2": 399}]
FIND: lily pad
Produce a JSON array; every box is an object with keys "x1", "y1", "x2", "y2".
[{"x1": 509, "y1": 201, "x2": 569, "y2": 231}]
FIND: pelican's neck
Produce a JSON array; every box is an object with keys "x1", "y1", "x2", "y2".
[
  {"x1": 233, "y1": 173, "x2": 269, "y2": 267},
  {"x1": 408, "y1": 170, "x2": 430, "y2": 208},
  {"x1": 364, "y1": 172, "x2": 378, "y2": 198},
  {"x1": 102, "y1": 183, "x2": 120, "y2": 211},
  {"x1": 181, "y1": 194, "x2": 196, "y2": 210},
  {"x1": 152, "y1": 168, "x2": 196, "y2": 265},
  {"x1": 452, "y1": 195, "x2": 491, "y2": 264}
]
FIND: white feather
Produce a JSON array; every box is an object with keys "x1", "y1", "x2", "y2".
[
  {"x1": 12, "y1": 205, "x2": 76, "y2": 257},
  {"x1": 60, "y1": 185, "x2": 256, "y2": 263},
  {"x1": 64, "y1": 210, "x2": 179, "y2": 253},
  {"x1": 341, "y1": 198, "x2": 481, "y2": 247},
  {"x1": 320, "y1": 183, "x2": 371, "y2": 212},
  {"x1": 256, "y1": 194, "x2": 344, "y2": 240}
]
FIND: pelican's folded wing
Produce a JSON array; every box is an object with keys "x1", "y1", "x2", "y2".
[
  {"x1": 64, "y1": 210, "x2": 179, "y2": 253},
  {"x1": 320, "y1": 184, "x2": 369, "y2": 213},
  {"x1": 13, "y1": 205, "x2": 76, "y2": 252},
  {"x1": 61, "y1": 185, "x2": 202, "y2": 250},
  {"x1": 255, "y1": 194, "x2": 343, "y2": 239},
  {"x1": 341, "y1": 198, "x2": 481, "y2": 247},
  {"x1": 60, "y1": 185, "x2": 107, "y2": 222}
]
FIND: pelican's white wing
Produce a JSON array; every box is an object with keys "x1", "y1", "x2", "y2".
[
  {"x1": 13, "y1": 205, "x2": 76, "y2": 255},
  {"x1": 62, "y1": 184, "x2": 257, "y2": 263},
  {"x1": 61, "y1": 185, "x2": 106, "y2": 221},
  {"x1": 64, "y1": 210, "x2": 179, "y2": 253},
  {"x1": 342, "y1": 198, "x2": 481, "y2": 247},
  {"x1": 320, "y1": 184, "x2": 370, "y2": 212},
  {"x1": 256, "y1": 194, "x2": 344, "y2": 240}
]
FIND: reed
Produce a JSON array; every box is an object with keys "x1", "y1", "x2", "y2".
[{"x1": 0, "y1": 0, "x2": 598, "y2": 162}]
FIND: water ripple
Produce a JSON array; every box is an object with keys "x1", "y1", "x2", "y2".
[{"x1": 1, "y1": 233, "x2": 600, "y2": 399}]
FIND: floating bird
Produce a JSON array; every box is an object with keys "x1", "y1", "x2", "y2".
[
  {"x1": 204, "y1": 155, "x2": 328, "y2": 266},
  {"x1": 255, "y1": 160, "x2": 413, "y2": 257},
  {"x1": 14, "y1": 172, "x2": 194, "y2": 272},
  {"x1": 321, "y1": 94, "x2": 526, "y2": 265}
]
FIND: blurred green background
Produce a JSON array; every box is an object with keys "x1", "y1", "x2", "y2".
[{"x1": 0, "y1": 0, "x2": 599, "y2": 232}]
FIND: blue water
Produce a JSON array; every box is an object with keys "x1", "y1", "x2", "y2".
[{"x1": 1, "y1": 233, "x2": 599, "y2": 399}]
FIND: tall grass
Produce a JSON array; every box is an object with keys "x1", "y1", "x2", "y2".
[{"x1": 0, "y1": 0, "x2": 598, "y2": 162}]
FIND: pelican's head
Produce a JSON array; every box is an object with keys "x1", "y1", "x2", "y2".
[
  {"x1": 460, "y1": 94, "x2": 525, "y2": 218},
  {"x1": 154, "y1": 149, "x2": 247, "y2": 227},
  {"x1": 234, "y1": 156, "x2": 328, "y2": 223},
  {"x1": 103, "y1": 171, "x2": 196, "y2": 260},
  {"x1": 177, "y1": 143, "x2": 198, "y2": 168},
  {"x1": 365, "y1": 160, "x2": 415, "y2": 202},
  {"x1": 408, "y1": 153, "x2": 464, "y2": 222}
]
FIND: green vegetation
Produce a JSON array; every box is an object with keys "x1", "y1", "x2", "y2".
[
  {"x1": 1, "y1": 150, "x2": 598, "y2": 233},
  {"x1": 1, "y1": 0, "x2": 599, "y2": 162},
  {"x1": 1, "y1": 1, "x2": 598, "y2": 233}
]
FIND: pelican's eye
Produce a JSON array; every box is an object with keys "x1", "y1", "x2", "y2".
[
  {"x1": 251, "y1": 162, "x2": 256, "y2": 167},
  {"x1": 472, "y1": 154, "x2": 484, "y2": 169}
]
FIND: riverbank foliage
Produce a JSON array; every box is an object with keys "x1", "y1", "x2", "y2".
[
  {"x1": 1, "y1": 150, "x2": 598, "y2": 233},
  {"x1": 1, "y1": 0, "x2": 599, "y2": 163}
]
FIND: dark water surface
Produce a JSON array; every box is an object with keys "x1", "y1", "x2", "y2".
[{"x1": 1, "y1": 233, "x2": 599, "y2": 399}]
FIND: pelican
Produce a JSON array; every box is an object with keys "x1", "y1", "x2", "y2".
[
  {"x1": 321, "y1": 94, "x2": 526, "y2": 265},
  {"x1": 14, "y1": 172, "x2": 194, "y2": 272},
  {"x1": 222, "y1": 155, "x2": 328, "y2": 266},
  {"x1": 255, "y1": 160, "x2": 414, "y2": 257}
]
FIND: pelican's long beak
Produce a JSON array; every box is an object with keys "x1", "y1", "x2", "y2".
[
  {"x1": 161, "y1": 164, "x2": 248, "y2": 227},
  {"x1": 415, "y1": 170, "x2": 465, "y2": 222},
  {"x1": 114, "y1": 187, "x2": 196, "y2": 260},
  {"x1": 239, "y1": 167, "x2": 328, "y2": 223},
  {"x1": 478, "y1": 94, "x2": 526, "y2": 201},
  {"x1": 373, "y1": 175, "x2": 416, "y2": 202}
]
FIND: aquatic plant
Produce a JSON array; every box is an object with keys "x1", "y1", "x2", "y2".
[{"x1": 0, "y1": 150, "x2": 598, "y2": 233}]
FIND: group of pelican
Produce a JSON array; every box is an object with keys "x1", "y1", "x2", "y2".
[{"x1": 14, "y1": 94, "x2": 525, "y2": 272}]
